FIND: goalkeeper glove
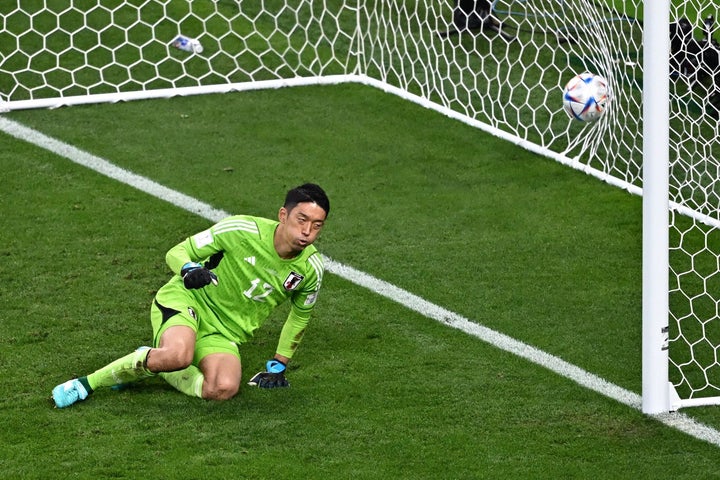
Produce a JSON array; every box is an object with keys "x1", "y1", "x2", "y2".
[
  {"x1": 248, "y1": 359, "x2": 289, "y2": 388},
  {"x1": 181, "y1": 262, "x2": 218, "y2": 289}
]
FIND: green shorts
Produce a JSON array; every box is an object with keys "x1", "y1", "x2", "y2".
[{"x1": 151, "y1": 279, "x2": 241, "y2": 366}]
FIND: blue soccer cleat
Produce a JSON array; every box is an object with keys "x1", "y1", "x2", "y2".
[{"x1": 52, "y1": 378, "x2": 89, "y2": 408}]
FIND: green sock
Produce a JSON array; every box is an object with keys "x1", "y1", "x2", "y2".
[
  {"x1": 160, "y1": 365, "x2": 204, "y2": 398},
  {"x1": 86, "y1": 347, "x2": 155, "y2": 391}
]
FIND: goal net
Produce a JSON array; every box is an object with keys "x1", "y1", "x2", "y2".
[{"x1": 2, "y1": 0, "x2": 719, "y2": 412}]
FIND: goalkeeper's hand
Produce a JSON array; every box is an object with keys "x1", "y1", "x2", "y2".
[
  {"x1": 248, "y1": 359, "x2": 289, "y2": 388},
  {"x1": 181, "y1": 262, "x2": 218, "y2": 289}
]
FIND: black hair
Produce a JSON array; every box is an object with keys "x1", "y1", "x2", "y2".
[{"x1": 284, "y1": 183, "x2": 330, "y2": 216}]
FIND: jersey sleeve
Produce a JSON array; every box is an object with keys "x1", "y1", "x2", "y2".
[
  {"x1": 275, "y1": 308, "x2": 310, "y2": 358},
  {"x1": 276, "y1": 252, "x2": 325, "y2": 358},
  {"x1": 290, "y1": 251, "x2": 325, "y2": 313},
  {"x1": 165, "y1": 217, "x2": 241, "y2": 274},
  {"x1": 165, "y1": 241, "x2": 195, "y2": 274}
]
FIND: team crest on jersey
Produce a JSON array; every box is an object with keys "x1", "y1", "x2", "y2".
[{"x1": 283, "y1": 271, "x2": 304, "y2": 291}]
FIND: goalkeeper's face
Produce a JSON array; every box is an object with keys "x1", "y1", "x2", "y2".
[{"x1": 275, "y1": 202, "x2": 327, "y2": 258}]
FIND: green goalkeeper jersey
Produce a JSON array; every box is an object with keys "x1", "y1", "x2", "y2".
[{"x1": 164, "y1": 215, "x2": 324, "y2": 358}]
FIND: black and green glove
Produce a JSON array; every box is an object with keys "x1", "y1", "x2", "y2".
[
  {"x1": 248, "y1": 359, "x2": 289, "y2": 388},
  {"x1": 181, "y1": 262, "x2": 218, "y2": 289}
]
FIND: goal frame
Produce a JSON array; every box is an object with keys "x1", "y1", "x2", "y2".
[{"x1": 642, "y1": 0, "x2": 671, "y2": 414}]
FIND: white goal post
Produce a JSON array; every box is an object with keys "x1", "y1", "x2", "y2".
[
  {"x1": 2, "y1": 0, "x2": 719, "y2": 413},
  {"x1": 642, "y1": 1, "x2": 670, "y2": 415}
]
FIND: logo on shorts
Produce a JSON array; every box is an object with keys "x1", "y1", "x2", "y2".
[
  {"x1": 283, "y1": 271, "x2": 304, "y2": 291},
  {"x1": 187, "y1": 307, "x2": 197, "y2": 320}
]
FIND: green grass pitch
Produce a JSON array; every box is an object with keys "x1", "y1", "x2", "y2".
[{"x1": 2, "y1": 83, "x2": 720, "y2": 478}]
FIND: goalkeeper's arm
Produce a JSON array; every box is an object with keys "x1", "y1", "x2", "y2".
[
  {"x1": 248, "y1": 307, "x2": 310, "y2": 388},
  {"x1": 275, "y1": 307, "x2": 310, "y2": 359},
  {"x1": 166, "y1": 242, "x2": 218, "y2": 289},
  {"x1": 166, "y1": 241, "x2": 196, "y2": 274}
]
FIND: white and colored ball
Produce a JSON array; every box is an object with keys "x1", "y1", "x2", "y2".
[{"x1": 562, "y1": 72, "x2": 610, "y2": 122}]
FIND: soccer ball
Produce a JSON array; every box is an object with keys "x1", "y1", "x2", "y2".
[{"x1": 562, "y1": 72, "x2": 609, "y2": 122}]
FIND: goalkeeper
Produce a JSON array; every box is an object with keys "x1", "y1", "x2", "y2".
[{"x1": 52, "y1": 183, "x2": 330, "y2": 408}]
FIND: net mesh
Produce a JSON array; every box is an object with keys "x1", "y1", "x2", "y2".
[{"x1": 0, "y1": 1, "x2": 354, "y2": 103}]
